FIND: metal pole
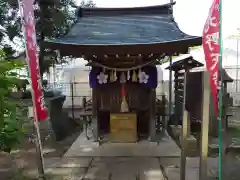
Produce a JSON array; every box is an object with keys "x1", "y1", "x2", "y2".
[
  {"x1": 168, "y1": 0, "x2": 174, "y2": 123},
  {"x1": 168, "y1": 56, "x2": 173, "y2": 118},
  {"x1": 199, "y1": 72, "x2": 210, "y2": 180},
  {"x1": 180, "y1": 69, "x2": 189, "y2": 180},
  {"x1": 237, "y1": 39, "x2": 239, "y2": 92},
  {"x1": 53, "y1": 65, "x2": 56, "y2": 88},
  {"x1": 165, "y1": 56, "x2": 173, "y2": 135},
  {"x1": 71, "y1": 82, "x2": 75, "y2": 120},
  {"x1": 218, "y1": 1, "x2": 224, "y2": 179}
]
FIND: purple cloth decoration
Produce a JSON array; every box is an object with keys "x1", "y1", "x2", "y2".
[
  {"x1": 89, "y1": 67, "x2": 100, "y2": 88},
  {"x1": 89, "y1": 66, "x2": 157, "y2": 89},
  {"x1": 141, "y1": 66, "x2": 158, "y2": 89}
]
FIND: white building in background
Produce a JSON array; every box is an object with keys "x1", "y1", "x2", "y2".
[{"x1": 161, "y1": 35, "x2": 240, "y2": 106}]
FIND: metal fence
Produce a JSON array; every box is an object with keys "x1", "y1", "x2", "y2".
[
  {"x1": 48, "y1": 82, "x2": 92, "y2": 120},
  {"x1": 224, "y1": 75, "x2": 240, "y2": 127}
]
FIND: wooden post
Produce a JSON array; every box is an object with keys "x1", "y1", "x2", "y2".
[
  {"x1": 149, "y1": 89, "x2": 156, "y2": 141},
  {"x1": 199, "y1": 72, "x2": 210, "y2": 180},
  {"x1": 92, "y1": 88, "x2": 99, "y2": 142},
  {"x1": 162, "y1": 94, "x2": 166, "y2": 133},
  {"x1": 180, "y1": 69, "x2": 189, "y2": 180},
  {"x1": 174, "y1": 71, "x2": 179, "y2": 125},
  {"x1": 187, "y1": 112, "x2": 191, "y2": 136},
  {"x1": 167, "y1": 56, "x2": 173, "y2": 129},
  {"x1": 221, "y1": 82, "x2": 228, "y2": 180}
]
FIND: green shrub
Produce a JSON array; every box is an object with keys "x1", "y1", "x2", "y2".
[{"x1": 0, "y1": 50, "x2": 26, "y2": 152}]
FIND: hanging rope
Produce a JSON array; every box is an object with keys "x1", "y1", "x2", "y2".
[{"x1": 90, "y1": 60, "x2": 157, "y2": 71}]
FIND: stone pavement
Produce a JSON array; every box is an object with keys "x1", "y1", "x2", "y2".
[
  {"x1": 19, "y1": 133, "x2": 218, "y2": 180},
  {"x1": 21, "y1": 156, "x2": 218, "y2": 180},
  {"x1": 161, "y1": 157, "x2": 218, "y2": 180},
  {"x1": 23, "y1": 157, "x2": 165, "y2": 180}
]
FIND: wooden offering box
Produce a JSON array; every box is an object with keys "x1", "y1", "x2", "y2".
[{"x1": 110, "y1": 113, "x2": 137, "y2": 143}]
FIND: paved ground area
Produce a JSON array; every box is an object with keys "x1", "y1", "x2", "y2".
[
  {"x1": 162, "y1": 157, "x2": 218, "y2": 180},
  {"x1": 20, "y1": 156, "x2": 219, "y2": 180},
  {"x1": 4, "y1": 129, "x2": 239, "y2": 180}
]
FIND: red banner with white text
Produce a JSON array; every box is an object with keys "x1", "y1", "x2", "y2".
[
  {"x1": 202, "y1": 0, "x2": 220, "y2": 115},
  {"x1": 18, "y1": 0, "x2": 48, "y2": 121}
]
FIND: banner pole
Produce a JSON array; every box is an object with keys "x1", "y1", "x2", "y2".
[
  {"x1": 32, "y1": 102, "x2": 46, "y2": 180},
  {"x1": 218, "y1": 0, "x2": 223, "y2": 179},
  {"x1": 18, "y1": 0, "x2": 46, "y2": 179}
]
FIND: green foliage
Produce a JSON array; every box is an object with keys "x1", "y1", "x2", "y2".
[
  {"x1": 0, "y1": 0, "x2": 95, "y2": 74},
  {"x1": 0, "y1": 0, "x2": 96, "y2": 75},
  {"x1": 0, "y1": 50, "x2": 25, "y2": 152},
  {"x1": 0, "y1": 0, "x2": 22, "y2": 57},
  {"x1": 80, "y1": 0, "x2": 96, "y2": 7},
  {"x1": 37, "y1": 0, "x2": 96, "y2": 75}
]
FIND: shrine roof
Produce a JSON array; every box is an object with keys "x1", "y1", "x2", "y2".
[
  {"x1": 44, "y1": 3, "x2": 202, "y2": 57},
  {"x1": 165, "y1": 56, "x2": 204, "y2": 71}
]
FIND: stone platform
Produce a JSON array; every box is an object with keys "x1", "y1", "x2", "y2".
[{"x1": 65, "y1": 132, "x2": 180, "y2": 157}]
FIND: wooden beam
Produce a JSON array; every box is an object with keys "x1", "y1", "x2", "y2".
[{"x1": 44, "y1": 38, "x2": 201, "y2": 58}]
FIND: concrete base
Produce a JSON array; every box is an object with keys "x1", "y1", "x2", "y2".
[
  {"x1": 170, "y1": 125, "x2": 182, "y2": 137},
  {"x1": 180, "y1": 135, "x2": 198, "y2": 152},
  {"x1": 64, "y1": 132, "x2": 180, "y2": 157}
]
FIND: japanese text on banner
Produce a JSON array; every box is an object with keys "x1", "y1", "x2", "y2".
[
  {"x1": 19, "y1": 0, "x2": 48, "y2": 121},
  {"x1": 202, "y1": 0, "x2": 220, "y2": 115}
]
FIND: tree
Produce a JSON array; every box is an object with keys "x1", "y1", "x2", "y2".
[
  {"x1": 0, "y1": 0, "x2": 77, "y2": 75},
  {"x1": 0, "y1": 0, "x2": 96, "y2": 152},
  {"x1": 0, "y1": 0, "x2": 22, "y2": 58},
  {"x1": 0, "y1": 0, "x2": 96, "y2": 76},
  {"x1": 37, "y1": 0, "x2": 96, "y2": 75},
  {"x1": 35, "y1": 0, "x2": 77, "y2": 76},
  {"x1": 80, "y1": 0, "x2": 96, "y2": 7}
]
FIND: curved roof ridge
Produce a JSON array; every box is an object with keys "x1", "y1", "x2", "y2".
[{"x1": 77, "y1": 2, "x2": 176, "y2": 17}]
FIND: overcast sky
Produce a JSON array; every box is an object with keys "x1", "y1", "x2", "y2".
[{"x1": 75, "y1": 0, "x2": 240, "y2": 78}]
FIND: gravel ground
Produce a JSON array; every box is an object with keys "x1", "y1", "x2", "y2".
[{"x1": 0, "y1": 124, "x2": 81, "y2": 180}]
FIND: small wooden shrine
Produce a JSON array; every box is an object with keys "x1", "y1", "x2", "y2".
[
  {"x1": 166, "y1": 56, "x2": 233, "y2": 136},
  {"x1": 44, "y1": 3, "x2": 201, "y2": 143}
]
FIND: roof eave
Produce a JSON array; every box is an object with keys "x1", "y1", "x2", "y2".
[{"x1": 44, "y1": 36, "x2": 202, "y2": 58}]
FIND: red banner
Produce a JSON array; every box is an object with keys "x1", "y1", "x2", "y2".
[
  {"x1": 19, "y1": 0, "x2": 48, "y2": 121},
  {"x1": 202, "y1": 0, "x2": 220, "y2": 115}
]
